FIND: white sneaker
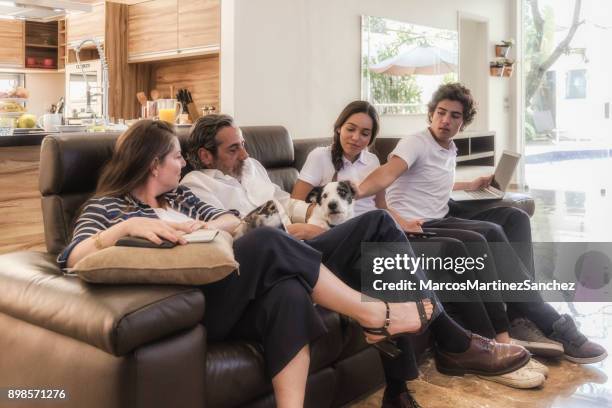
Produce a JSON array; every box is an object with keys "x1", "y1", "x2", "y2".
[
  {"x1": 477, "y1": 364, "x2": 545, "y2": 389},
  {"x1": 525, "y1": 358, "x2": 549, "y2": 378}
]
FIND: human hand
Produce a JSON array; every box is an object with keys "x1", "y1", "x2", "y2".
[
  {"x1": 469, "y1": 175, "x2": 493, "y2": 191},
  {"x1": 347, "y1": 180, "x2": 362, "y2": 199},
  {"x1": 176, "y1": 220, "x2": 208, "y2": 233},
  {"x1": 400, "y1": 218, "x2": 424, "y2": 233},
  {"x1": 123, "y1": 217, "x2": 188, "y2": 245},
  {"x1": 286, "y1": 223, "x2": 326, "y2": 240}
]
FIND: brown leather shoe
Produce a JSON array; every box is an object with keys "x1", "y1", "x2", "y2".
[
  {"x1": 435, "y1": 333, "x2": 530, "y2": 376},
  {"x1": 382, "y1": 390, "x2": 422, "y2": 408}
]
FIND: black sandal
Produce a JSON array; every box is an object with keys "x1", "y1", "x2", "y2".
[
  {"x1": 361, "y1": 299, "x2": 434, "y2": 358},
  {"x1": 415, "y1": 298, "x2": 434, "y2": 335}
]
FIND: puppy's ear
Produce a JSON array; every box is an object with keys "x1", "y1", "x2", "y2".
[
  {"x1": 338, "y1": 181, "x2": 356, "y2": 200},
  {"x1": 306, "y1": 187, "x2": 323, "y2": 206},
  {"x1": 265, "y1": 200, "x2": 277, "y2": 213}
]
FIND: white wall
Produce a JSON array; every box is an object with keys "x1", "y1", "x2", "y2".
[
  {"x1": 222, "y1": 0, "x2": 513, "y2": 147},
  {"x1": 24, "y1": 72, "x2": 65, "y2": 118}
]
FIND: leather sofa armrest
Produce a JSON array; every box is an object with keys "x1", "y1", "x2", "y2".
[
  {"x1": 0, "y1": 251, "x2": 206, "y2": 356},
  {"x1": 448, "y1": 192, "x2": 535, "y2": 219}
]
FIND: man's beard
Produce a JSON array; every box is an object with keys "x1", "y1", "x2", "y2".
[{"x1": 214, "y1": 158, "x2": 245, "y2": 180}]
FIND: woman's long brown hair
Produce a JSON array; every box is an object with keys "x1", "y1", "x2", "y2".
[
  {"x1": 94, "y1": 120, "x2": 177, "y2": 198},
  {"x1": 331, "y1": 101, "x2": 380, "y2": 172}
]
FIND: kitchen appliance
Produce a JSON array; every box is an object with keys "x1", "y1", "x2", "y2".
[{"x1": 65, "y1": 59, "x2": 102, "y2": 120}]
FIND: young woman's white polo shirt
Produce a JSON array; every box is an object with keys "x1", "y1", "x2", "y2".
[{"x1": 298, "y1": 146, "x2": 379, "y2": 217}]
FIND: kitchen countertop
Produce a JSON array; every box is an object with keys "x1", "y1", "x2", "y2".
[
  {"x1": 0, "y1": 130, "x2": 125, "y2": 148},
  {"x1": 0, "y1": 132, "x2": 52, "y2": 147}
]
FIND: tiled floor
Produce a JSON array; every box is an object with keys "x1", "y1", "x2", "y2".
[
  {"x1": 355, "y1": 156, "x2": 612, "y2": 408},
  {"x1": 354, "y1": 304, "x2": 611, "y2": 408}
]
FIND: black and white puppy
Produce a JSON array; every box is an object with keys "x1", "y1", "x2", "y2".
[
  {"x1": 306, "y1": 181, "x2": 356, "y2": 229},
  {"x1": 233, "y1": 200, "x2": 286, "y2": 239}
]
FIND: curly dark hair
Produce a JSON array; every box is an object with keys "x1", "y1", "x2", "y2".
[
  {"x1": 427, "y1": 83, "x2": 477, "y2": 130},
  {"x1": 331, "y1": 101, "x2": 380, "y2": 172},
  {"x1": 186, "y1": 114, "x2": 235, "y2": 170}
]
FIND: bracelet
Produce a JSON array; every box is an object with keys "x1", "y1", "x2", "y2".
[{"x1": 93, "y1": 231, "x2": 105, "y2": 250}]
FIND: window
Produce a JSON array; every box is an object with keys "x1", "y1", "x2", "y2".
[
  {"x1": 0, "y1": 73, "x2": 25, "y2": 94},
  {"x1": 565, "y1": 69, "x2": 587, "y2": 99}
]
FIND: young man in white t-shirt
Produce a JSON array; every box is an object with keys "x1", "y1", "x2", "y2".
[{"x1": 356, "y1": 83, "x2": 606, "y2": 364}]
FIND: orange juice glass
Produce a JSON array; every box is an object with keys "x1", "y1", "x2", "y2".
[{"x1": 157, "y1": 99, "x2": 181, "y2": 123}]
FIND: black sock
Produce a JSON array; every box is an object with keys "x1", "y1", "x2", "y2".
[
  {"x1": 431, "y1": 313, "x2": 472, "y2": 353},
  {"x1": 384, "y1": 379, "x2": 407, "y2": 398}
]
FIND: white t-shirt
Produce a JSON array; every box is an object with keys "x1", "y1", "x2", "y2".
[
  {"x1": 298, "y1": 146, "x2": 379, "y2": 217},
  {"x1": 386, "y1": 129, "x2": 457, "y2": 220}
]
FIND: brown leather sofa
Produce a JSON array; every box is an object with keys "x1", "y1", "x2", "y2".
[{"x1": 0, "y1": 126, "x2": 534, "y2": 408}]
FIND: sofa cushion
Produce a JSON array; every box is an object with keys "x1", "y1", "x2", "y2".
[
  {"x1": 39, "y1": 132, "x2": 119, "y2": 196},
  {"x1": 242, "y1": 126, "x2": 294, "y2": 168},
  {"x1": 267, "y1": 167, "x2": 299, "y2": 193},
  {"x1": 73, "y1": 231, "x2": 237, "y2": 285},
  {"x1": 0, "y1": 251, "x2": 206, "y2": 356},
  {"x1": 205, "y1": 307, "x2": 344, "y2": 407}
]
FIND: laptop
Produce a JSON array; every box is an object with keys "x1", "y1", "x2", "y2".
[{"x1": 451, "y1": 150, "x2": 521, "y2": 201}]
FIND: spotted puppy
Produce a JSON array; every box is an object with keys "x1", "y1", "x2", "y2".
[
  {"x1": 306, "y1": 181, "x2": 356, "y2": 229},
  {"x1": 233, "y1": 200, "x2": 286, "y2": 239}
]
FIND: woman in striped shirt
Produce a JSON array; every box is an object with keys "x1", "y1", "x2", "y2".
[{"x1": 59, "y1": 120, "x2": 435, "y2": 408}]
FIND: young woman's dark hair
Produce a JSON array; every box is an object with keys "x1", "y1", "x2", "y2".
[
  {"x1": 331, "y1": 100, "x2": 380, "y2": 172},
  {"x1": 427, "y1": 83, "x2": 477, "y2": 130},
  {"x1": 95, "y1": 120, "x2": 177, "y2": 198}
]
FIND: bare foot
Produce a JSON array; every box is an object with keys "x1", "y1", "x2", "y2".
[{"x1": 363, "y1": 299, "x2": 434, "y2": 344}]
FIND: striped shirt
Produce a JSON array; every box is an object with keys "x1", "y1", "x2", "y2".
[{"x1": 57, "y1": 185, "x2": 237, "y2": 269}]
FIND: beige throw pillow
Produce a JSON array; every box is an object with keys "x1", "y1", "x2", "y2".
[{"x1": 73, "y1": 231, "x2": 238, "y2": 285}]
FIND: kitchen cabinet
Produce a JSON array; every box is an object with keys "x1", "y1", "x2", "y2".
[
  {"x1": 67, "y1": 3, "x2": 105, "y2": 45},
  {"x1": 128, "y1": 0, "x2": 219, "y2": 63},
  {"x1": 0, "y1": 20, "x2": 25, "y2": 68},
  {"x1": 178, "y1": 0, "x2": 219, "y2": 50},
  {"x1": 128, "y1": 0, "x2": 178, "y2": 59}
]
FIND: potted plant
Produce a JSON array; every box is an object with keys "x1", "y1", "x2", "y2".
[
  {"x1": 495, "y1": 39, "x2": 514, "y2": 58},
  {"x1": 490, "y1": 60, "x2": 504, "y2": 76},
  {"x1": 502, "y1": 59, "x2": 515, "y2": 77}
]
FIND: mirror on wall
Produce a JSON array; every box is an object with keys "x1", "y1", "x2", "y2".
[{"x1": 361, "y1": 15, "x2": 458, "y2": 115}]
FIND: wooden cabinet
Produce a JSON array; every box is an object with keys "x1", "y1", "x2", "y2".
[
  {"x1": 0, "y1": 20, "x2": 25, "y2": 68},
  {"x1": 67, "y1": 3, "x2": 105, "y2": 45},
  {"x1": 128, "y1": 0, "x2": 219, "y2": 63},
  {"x1": 128, "y1": 0, "x2": 178, "y2": 57},
  {"x1": 178, "y1": 0, "x2": 219, "y2": 50}
]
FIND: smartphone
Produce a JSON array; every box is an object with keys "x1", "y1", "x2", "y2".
[{"x1": 115, "y1": 236, "x2": 176, "y2": 249}]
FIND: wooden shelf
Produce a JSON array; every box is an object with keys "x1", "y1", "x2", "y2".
[
  {"x1": 455, "y1": 131, "x2": 495, "y2": 166},
  {"x1": 457, "y1": 152, "x2": 494, "y2": 163},
  {"x1": 25, "y1": 44, "x2": 58, "y2": 49}
]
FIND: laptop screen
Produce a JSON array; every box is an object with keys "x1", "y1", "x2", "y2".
[{"x1": 491, "y1": 151, "x2": 521, "y2": 192}]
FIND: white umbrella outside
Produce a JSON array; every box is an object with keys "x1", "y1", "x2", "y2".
[{"x1": 369, "y1": 45, "x2": 458, "y2": 76}]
